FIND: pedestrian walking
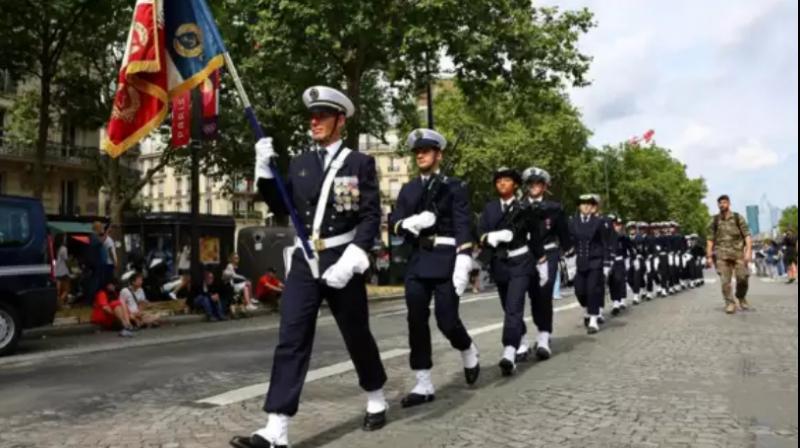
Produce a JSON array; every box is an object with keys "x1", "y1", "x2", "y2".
[{"x1": 707, "y1": 195, "x2": 753, "y2": 314}]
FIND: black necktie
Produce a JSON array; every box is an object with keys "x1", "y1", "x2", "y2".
[{"x1": 318, "y1": 148, "x2": 327, "y2": 170}]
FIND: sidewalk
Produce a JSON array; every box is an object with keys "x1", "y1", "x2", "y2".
[{"x1": 26, "y1": 285, "x2": 407, "y2": 340}]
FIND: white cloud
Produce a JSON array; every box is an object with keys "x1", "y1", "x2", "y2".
[{"x1": 542, "y1": 0, "x2": 799, "y2": 209}]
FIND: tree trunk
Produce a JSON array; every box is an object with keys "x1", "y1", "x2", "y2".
[{"x1": 33, "y1": 74, "x2": 51, "y2": 200}]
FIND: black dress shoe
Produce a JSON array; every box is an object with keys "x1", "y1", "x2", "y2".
[
  {"x1": 229, "y1": 434, "x2": 286, "y2": 448},
  {"x1": 464, "y1": 364, "x2": 480, "y2": 385},
  {"x1": 515, "y1": 348, "x2": 531, "y2": 363},
  {"x1": 597, "y1": 315, "x2": 606, "y2": 325},
  {"x1": 587, "y1": 325, "x2": 599, "y2": 335},
  {"x1": 611, "y1": 307, "x2": 621, "y2": 317},
  {"x1": 401, "y1": 393, "x2": 435, "y2": 408},
  {"x1": 363, "y1": 410, "x2": 386, "y2": 431},
  {"x1": 535, "y1": 344, "x2": 551, "y2": 361},
  {"x1": 583, "y1": 317, "x2": 590, "y2": 327},
  {"x1": 499, "y1": 358, "x2": 516, "y2": 377}
]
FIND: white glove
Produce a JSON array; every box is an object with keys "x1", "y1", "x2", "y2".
[
  {"x1": 322, "y1": 244, "x2": 370, "y2": 289},
  {"x1": 537, "y1": 262, "x2": 549, "y2": 287},
  {"x1": 486, "y1": 230, "x2": 514, "y2": 248},
  {"x1": 654, "y1": 258, "x2": 661, "y2": 270},
  {"x1": 452, "y1": 254, "x2": 472, "y2": 296},
  {"x1": 633, "y1": 259, "x2": 641, "y2": 271},
  {"x1": 254, "y1": 138, "x2": 276, "y2": 180},
  {"x1": 625, "y1": 259, "x2": 631, "y2": 271},
  {"x1": 401, "y1": 211, "x2": 437, "y2": 236},
  {"x1": 603, "y1": 266, "x2": 611, "y2": 278}
]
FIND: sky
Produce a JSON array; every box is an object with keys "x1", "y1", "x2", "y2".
[{"x1": 541, "y1": 0, "x2": 799, "y2": 213}]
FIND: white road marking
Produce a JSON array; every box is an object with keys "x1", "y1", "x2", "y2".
[{"x1": 195, "y1": 301, "x2": 581, "y2": 406}]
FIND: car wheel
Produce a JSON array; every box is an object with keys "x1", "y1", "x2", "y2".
[{"x1": 0, "y1": 302, "x2": 22, "y2": 357}]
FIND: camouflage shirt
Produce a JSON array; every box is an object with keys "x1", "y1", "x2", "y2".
[{"x1": 709, "y1": 212, "x2": 750, "y2": 260}]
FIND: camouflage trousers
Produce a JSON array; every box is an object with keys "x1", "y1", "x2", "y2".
[{"x1": 717, "y1": 258, "x2": 749, "y2": 305}]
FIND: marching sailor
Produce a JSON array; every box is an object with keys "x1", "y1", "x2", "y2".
[
  {"x1": 518, "y1": 166, "x2": 572, "y2": 361},
  {"x1": 389, "y1": 129, "x2": 481, "y2": 408},
  {"x1": 478, "y1": 167, "x2": 544, "y2": 376}
]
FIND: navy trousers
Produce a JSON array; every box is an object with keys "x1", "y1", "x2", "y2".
[
  {"x1": 525, "y1": 251, "x2": 560, "y2": 335},
  {"x1": 608, "y1": 261, "x2": 627, "y2": 301},
  {"x1": 574, "y1": 268, "x2": 604, "y2": 315},
  {"x1": 405, "y1": 276, "x2": 473, "y2": 370},
  {"x1": 496, "y1": 275, "x2": 529, "y2": 348},
  {"x1": 263, "y1": 253, "x2": 387, "y2": 417}
]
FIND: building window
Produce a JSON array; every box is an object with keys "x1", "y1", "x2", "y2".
[
  {"x1": 60, "y1": 180, "x2": 79, "y2": 216},
  {"x1": 158, "y1": 181, "x2": 164, "y2": 198},
  {"x1": 389, "y1": 179, "x2": 401, "y2": 199},
  {"x1": 389, "y1": 157, "x2": 403, "y2": 173},
  {"x1": 206, "y1": 199, "x2": 213, "y2": 214},
  {"x1": 176, "y1": 177, "x2": 183, "y2": 197}
]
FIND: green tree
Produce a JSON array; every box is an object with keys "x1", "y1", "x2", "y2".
[
  {"x1": 0, "y1": 0, "x2": 129, "y2": 199},
  {"x1": 432, "y1": 86, "x2": 592, "y2": 213},
  {"x1": 204, "y1": 0, "x2": 594, "y2": 185},
  {"x1": 779, "y1": 206, "x2": 798, "y2": 234},
  {"x1": 588, "y1": 143, "x2": 711, "y2": 236}
]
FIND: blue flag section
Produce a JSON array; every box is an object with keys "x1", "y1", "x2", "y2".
[{"x1": 164, "y1": 0, "x2": 226, "y2": 97}]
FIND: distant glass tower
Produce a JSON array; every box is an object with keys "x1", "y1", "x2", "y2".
[{"x1": 746, "y1": 205, "x2": 761, "y2": 236}]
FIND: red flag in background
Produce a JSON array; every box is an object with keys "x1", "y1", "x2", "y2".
[
  {"x1": 201, "y1": 70, "x2": 220, "y2": 140},
  {"x1": 171, "y1": 90, "x2": 191, "y2": 147},
  {"x1": 102, "y1": 0, "x2": 168, "y2": 158},
  {"x1": 643, "y1": 129, "x2": 655, "y2": 143}
]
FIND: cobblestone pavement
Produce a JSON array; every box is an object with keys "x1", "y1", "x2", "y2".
[{"x1": 0, "y1": 278, "x2": 796, "y2": 448}]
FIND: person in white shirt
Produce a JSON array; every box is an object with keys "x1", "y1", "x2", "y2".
[
  {"x1": 223, "y1": 253, "x2": 258, "y2": 312},
  {"x1": 120, "y1": 272, "x2": 160, "y2": 328}
]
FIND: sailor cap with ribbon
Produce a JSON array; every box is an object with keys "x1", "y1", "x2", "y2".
[
  {"x1": 522, "y1": 166, "x2": 552, "y2": 185},
  {"x1": 303, "y1": 86, "x2": 355, "y2": 118},
  {"x1": 407, "y1": 128, "x2": 447, "y2": 151}
]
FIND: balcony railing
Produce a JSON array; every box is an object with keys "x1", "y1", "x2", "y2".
[{"x1": 0, "y1": 138, "x2": 99, "y2": 168}]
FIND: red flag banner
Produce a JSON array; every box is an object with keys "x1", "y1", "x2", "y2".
[
  {"x1": 171, "y1": 90, "x2": 191, "y2": 147},
  {"x1": 102, "y1": 0, "x2": 168, "y2": 158},
  {"x1": 201, "y1": 70, "x2": 220, "y2": 140}
]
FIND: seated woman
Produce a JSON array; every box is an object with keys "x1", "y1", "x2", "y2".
[
  {"x1": 120, "y1": 272, "x2": 161, "y2": 328},
  {"x1": 222, "y1": 253, "x2": 258, "y2": 312},
  {"x1": 90, "y1": 281, "x2": 136, "y2": 337}
]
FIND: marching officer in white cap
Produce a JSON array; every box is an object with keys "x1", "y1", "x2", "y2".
[
  {"x1": 517, "y1": 166, "x2": 572, "y2": 362},
  {"x1": 231, "y1": 86, "x2": 388, "y2": 448},
  {"x1": 389, "y1": 128, "x2": 481, "y2": 409}
]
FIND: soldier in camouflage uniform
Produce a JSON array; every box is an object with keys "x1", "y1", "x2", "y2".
[{"x1": 706, "y1": 195, "x2": 753, "y2": 314}]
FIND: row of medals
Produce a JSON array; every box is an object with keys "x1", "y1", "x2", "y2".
[{"x1": 333, "y1": 179, "x2": 360, "y2": 213}]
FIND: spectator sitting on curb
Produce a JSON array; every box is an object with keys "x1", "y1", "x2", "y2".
[
  {"x1": 195, "y1": 271, "x2": 226, "y2": 322},
  {"x1": 223, "y1": 252, "x2": 258, "y2": 312},
  {"x1": 255, "y1": 267, "x2": 284, "y2": 311},
  {"x1": 120, "y1": 272, "x2": 161, "y2": 328},
  {"x1": 90, "y1": 280, "x2": 136, "y2": 337}
]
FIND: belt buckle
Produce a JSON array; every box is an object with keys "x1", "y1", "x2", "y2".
[{"x1": 313, "y1": 238, "x2": 326, "y2": 252}]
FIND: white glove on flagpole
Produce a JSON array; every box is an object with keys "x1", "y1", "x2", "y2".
[
  {"x1": 401, "y1": 211, "x2": 437, "y2": 236},
  {"x1": 322, "y1": 244, "x2": 370, "y2": 289},
  {"x1": 537, "y1": 262, "x2": 549, "y2": 287},
  {"x1": 254, "y1": 138, "x2": 276, "y2": 180},
  {"x1": 452, "y1": 254, "x2": 473, "y2": 296},
  {"x1": 486, "y1": 230, "x2": 514, "y2": 248}
]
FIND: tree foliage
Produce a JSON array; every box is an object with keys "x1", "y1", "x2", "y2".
[{"x1": 780, "y1": 205, "x2": 798, "y2": 235}]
